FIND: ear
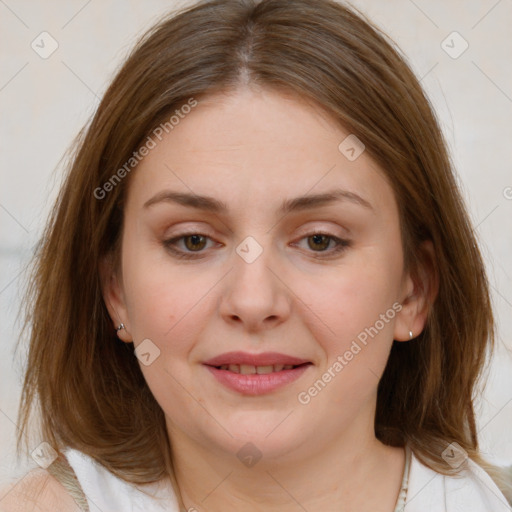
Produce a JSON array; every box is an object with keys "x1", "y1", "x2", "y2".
[
  {"x1": 98, "y1": 253, "x2": 133, "y2": 343},
  {"x1": 394, "y1": 240, "x2": 438, "y2": 342}
]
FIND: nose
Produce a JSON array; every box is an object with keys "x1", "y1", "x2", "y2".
[{"x1": 219, "y1": 238, "x2": 291, "y2": 333}]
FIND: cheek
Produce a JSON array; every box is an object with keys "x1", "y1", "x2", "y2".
[
  {"x1": 120, "y1": 250, "x2": 210, "y2": 414},
  {"x1": 120, "y1": 239, "x2": 202, "y2": 346},
  {"x1": 295, "y1": 247, "x2": 402, "y2": 379}
]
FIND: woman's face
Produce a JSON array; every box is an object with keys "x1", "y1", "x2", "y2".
[{"x1": 104, "y1": 86, "x2": 421, "y2": 463}]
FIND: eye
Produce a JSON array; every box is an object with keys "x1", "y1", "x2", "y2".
[
  {"x1": 293, "y1": 232, "x2": 351, "y2": 258},
  {"x1": 163, "y1": 233, "x2": 217, "y2": 259}
]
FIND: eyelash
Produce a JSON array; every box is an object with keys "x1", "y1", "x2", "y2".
[{"x1": 162, "y1": 231, "x2": 351, "y2": 260}]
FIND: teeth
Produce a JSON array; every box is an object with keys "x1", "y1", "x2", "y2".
[
  {"x1": 239, "y1": 364, "x2": 256, "y2": 375},
  {"x1": 217, "y1": 364, "x2": 298, "y2": 373},
  {"x1": 256, "y1": 365, "x2": 274, "y2": 374}
]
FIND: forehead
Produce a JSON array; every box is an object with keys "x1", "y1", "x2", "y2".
[{"x1": 126, "y1": 86, "x2": 396, "y2": 217}]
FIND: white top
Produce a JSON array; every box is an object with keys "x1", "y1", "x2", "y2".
[{"x1": 63, "y1": 446, "x2": 511, "y2": 512}]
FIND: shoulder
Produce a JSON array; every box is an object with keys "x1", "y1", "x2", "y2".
[
  {"x1": 405, "y1": 450, "x2": 512, "y2": 511},
  {"x1": 63, "y1": 448, "x2": 181, "y2": 511},
  {"x1": 0, "y1": 468, "x2": 81, "y2": 512}
]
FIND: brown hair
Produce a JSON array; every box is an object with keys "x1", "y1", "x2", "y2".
[{"x1": 16, "y1": 0, "x2": 508, "y2": 502}]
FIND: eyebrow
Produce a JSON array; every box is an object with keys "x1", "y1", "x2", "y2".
[{"x1": 143, "y1": 188, "x2": 374, "y2": 214}]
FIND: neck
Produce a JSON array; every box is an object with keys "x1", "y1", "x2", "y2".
[{"x1": 167, "y1": 411, "x2": 405, "y2": 512}]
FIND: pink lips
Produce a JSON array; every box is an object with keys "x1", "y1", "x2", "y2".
[{"x1": 203, "y1": 351, "x2": 312, "y2": 395}]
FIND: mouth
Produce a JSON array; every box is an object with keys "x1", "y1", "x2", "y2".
[
  {"x1": 203, "y1": 362, "x2": 313, "y2": 395},
  {"x1": 208, "y1": 362, "x2": 312, "y2": 374}
]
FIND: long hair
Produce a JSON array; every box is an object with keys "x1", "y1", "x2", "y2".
[{"x1": 16, "y1": 0, "x2": 508, "y2": 501}]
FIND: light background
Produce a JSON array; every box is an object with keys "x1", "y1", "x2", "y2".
[{"x1": 0, "y1": 0, "x2": 511, "y2": 486}]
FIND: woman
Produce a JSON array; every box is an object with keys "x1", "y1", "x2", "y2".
[{"x1": 2, "y1": 0, "x2": 511, "y2": 510}]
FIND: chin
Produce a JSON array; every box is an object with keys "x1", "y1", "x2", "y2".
[{"x1": 219, "y1": 418, "x2": 305, "y2": 458}]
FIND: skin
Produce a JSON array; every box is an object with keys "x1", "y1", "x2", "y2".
[{"x1": 102, "y1": 85, "x2": 433, "y2": 511}]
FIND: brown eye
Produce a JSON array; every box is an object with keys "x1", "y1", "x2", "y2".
[
  {"x1": 183, "y1": 234, "x2": 208, "y2": 251},
  {"x1": 293, "y1": 232, "x2": 351, "y2": 259},
  {"x1": 163, "y1": 232, "x2": 216, "y2": 259},
  {"x1": 307, "y1": 234, "x2": 331, "y2": 251}
]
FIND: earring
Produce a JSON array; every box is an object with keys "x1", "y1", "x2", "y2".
[
  {"x1": 116, "y1": 323, "x2": 125, "y2": 332},
  {"x1": 409, "y1": 330, "x2": 413, "y2": 340}
]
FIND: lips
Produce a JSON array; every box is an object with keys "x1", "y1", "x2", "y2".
[{"x1": 203, "y1": 351, "x2": 312, "y2": 395}]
